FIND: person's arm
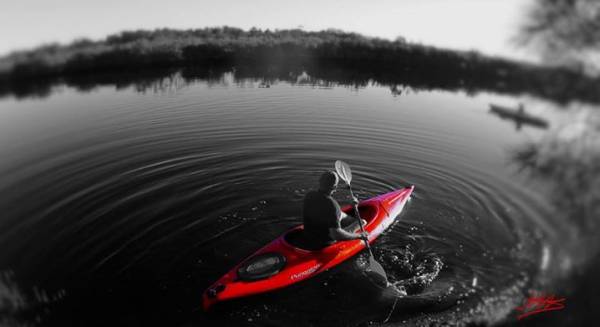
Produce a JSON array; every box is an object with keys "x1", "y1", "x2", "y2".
[
  {"x1": 339, "y1": 195, "x2": 360, "y2": 219},
  {"x1": 329, "y1": 227, "x2": 368, "y2": 241},
  {"x1": 325, "y1": 195, "x2": 368, "y2": 242},
  {"x1": 340, "y1": 211, "x2": 348, "y2": 219}
]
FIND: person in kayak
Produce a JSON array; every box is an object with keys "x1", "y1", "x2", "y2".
[{"x1": 302, "y1": 171, "x2": 368, "y2": 250}]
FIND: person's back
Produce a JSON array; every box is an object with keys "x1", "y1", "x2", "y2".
[
  {"x1": 302, "y1": 189, "x2": 341, "y2": 248},
  {"x1": 301, "y1": 171, "x2": 367, "y2": 250}
]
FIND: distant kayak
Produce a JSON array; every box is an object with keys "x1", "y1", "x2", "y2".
[
  {"x1": 202, "y1": 186, "x2": 415, "y2": 311},
  {"x1": 489, "y1": 103, "x2": 549, "y2": 129}
]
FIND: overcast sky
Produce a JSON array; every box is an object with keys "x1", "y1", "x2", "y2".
[{"x1": 0, "y1": 0, "x2": 533, "y2": 60}]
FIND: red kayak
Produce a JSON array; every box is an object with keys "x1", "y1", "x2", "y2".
[{"x1": 202, "y1": 186, "x2": 415, "y2": 311}]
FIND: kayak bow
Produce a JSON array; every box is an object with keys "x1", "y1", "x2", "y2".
[{"x1": 202, "y1": 185, "x2": 415, "y2": 311}]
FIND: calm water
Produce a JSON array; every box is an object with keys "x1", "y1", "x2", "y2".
[{"x1": 0, "y1": 71, "x2": 598, "y2": 326}]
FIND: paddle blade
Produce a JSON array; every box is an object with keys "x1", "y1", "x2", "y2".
[
  {"x1": 335, "y1": 160, "x2": 352, "y2": 184},
  {"x1": 357, "y1": 255, "x2": 389, "y2": 288},
  {"x1": 367, "y1": 256, "x2": 388, "y2": 284}
]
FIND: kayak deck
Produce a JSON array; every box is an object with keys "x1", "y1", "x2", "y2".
[{"x1": 202, "y1": 186, "x2": 414, "y2": 310}]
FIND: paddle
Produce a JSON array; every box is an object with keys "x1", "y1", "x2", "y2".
[{"x1": 335, "y1": 160, "x2": 388, "y2": 284}]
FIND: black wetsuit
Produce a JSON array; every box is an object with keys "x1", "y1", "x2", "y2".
[{"x1": 302, "y1": 190, "x2": 342, "y2": 249}]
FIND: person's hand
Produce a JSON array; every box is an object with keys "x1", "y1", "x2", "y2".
[{"x1": 357, "y1": 231, "x2": 369, "y2": 242}]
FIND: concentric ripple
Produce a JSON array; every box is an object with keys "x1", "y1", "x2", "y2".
[{"x1": 0, "y1": 76, "x2": 579, "y2": 326}]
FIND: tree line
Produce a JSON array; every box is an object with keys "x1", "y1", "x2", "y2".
[{"x1": 1, "y1": 27, "x2": 599, "y2": 105}]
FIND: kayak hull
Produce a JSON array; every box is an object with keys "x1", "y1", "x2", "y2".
[{"x1": 202, "y1": 185, "x2": 415, "y2": 311}]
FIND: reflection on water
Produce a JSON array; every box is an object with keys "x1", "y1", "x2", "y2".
[
  {"x1": 0, "y1": 69, "x2": 598, "y2": 326},
  {"x1": 514, "y1": 108, "x2": 600, "y2": 236},
  {"x1": 3, "y1": 61, "x2": 600, "y2": 106},
  {"x1": 507, "y1": 107, "x2": 600, "y2": 326}
]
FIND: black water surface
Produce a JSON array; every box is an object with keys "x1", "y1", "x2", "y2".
[{"x1": 0, "y1": 70, "x2": 598, "y2": 326}]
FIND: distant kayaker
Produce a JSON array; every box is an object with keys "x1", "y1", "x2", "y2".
[{"x1": 302, "y1": 171, "x2": 368, "y2": 249}]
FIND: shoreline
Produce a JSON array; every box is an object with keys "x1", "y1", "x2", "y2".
[{"x1": 1, "y1": 27, "x2": 599, "y2": 105}]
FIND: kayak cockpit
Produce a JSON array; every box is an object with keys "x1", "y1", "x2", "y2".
[
  {"x1": 282, "y1": 203, "x2": 380, "y2": 251},
  {"x1": 283, "y1": 228, "x2": 320, "y2": 251},
  {"x1": 341, "y1": 203, "x2": 379, "y2": 224}
]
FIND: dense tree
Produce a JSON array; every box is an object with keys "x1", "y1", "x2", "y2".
[
  {"x1": 1, "y1": 26, "x2": 599, "y2": 104},
  {"x1": 517, "y1": 0, "x2": 600, "y2": 74}
]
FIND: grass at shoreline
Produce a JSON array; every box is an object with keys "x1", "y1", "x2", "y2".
[{"x1": 1, "y1": 27, "x2": 598, "y2": 105}]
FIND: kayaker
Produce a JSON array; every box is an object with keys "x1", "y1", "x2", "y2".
[{"x1": 302, "y1": 171, "x2": 368, "y2": 249}]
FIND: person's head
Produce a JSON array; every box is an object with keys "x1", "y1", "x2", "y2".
[{"x1": 318, "y1": 171, "x2": 339, "y2": 194}]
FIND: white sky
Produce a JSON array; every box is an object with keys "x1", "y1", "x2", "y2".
[{"x1": 0, "y1": 0, "x2": 533, "y2": 60}]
